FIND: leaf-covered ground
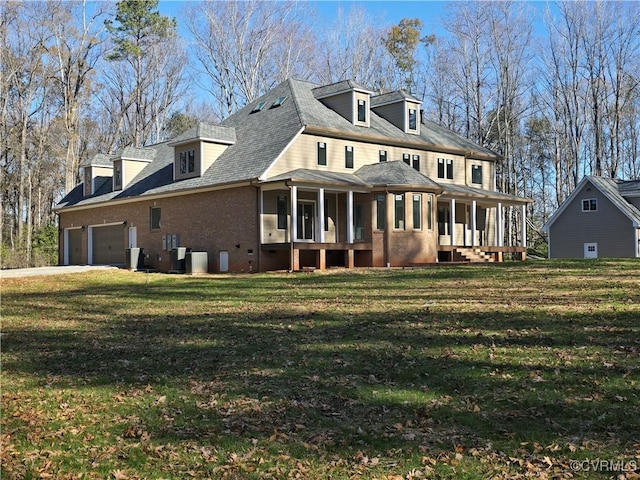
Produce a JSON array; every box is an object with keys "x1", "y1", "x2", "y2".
[{"x1": 2, "y1": 260, "x2": 639, "y2": 479}]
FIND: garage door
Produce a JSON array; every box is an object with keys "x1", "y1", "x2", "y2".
[
  {"x1": 67, "y1": 228, "x2": 83, "y2": 265},
  {"x1": 92, "y1": 225, "x2": 125, "y2": 265}
]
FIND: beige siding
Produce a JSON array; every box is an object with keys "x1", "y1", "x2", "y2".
[
  {"x1": 122, "y1": 160, "x2": 147, "y2": 187},
  {"x1": 202, "y1": 142, "x2": 229, "y2": 172},
  {"x1": 549, "y1": 182, "x2": 636, "y2": 258}
]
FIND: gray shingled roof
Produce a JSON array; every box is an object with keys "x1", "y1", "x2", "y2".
[
  {"x1": 355, "y1": 161, "x2": 442, "y2": 190},
  {"x1": 116, "y1": 146, "x2": 157, "y2": 162},
  {"x1": 80, "y1": 153, "x2": 112, "y2": 168},
  {"x1": 57, "y1": 78, "x2": 504, "y2": 210},
  {"x1": 264, "y1": 168, "x2": 370, "y2": 187},
  {"x1": 371, "y1": 90, "x2": 422, "y2": 106},
  {"x1": 312, "y1": 79, "x2": 373, "y2": 98},
  {"x1": 440, "y1": 183, "x2": 531, "y2": 204},
  {"x1": 168, "y1": 122, "x2": 236, "y2": 146}
]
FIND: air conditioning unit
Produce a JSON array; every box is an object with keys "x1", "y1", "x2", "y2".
[
  {"x1": 186, "y1": 251, "x2": 208, "y2": 274},
  {"x1": 169, "y1": 247, "x2": 188, "y2": 273}
]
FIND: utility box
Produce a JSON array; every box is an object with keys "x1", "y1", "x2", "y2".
[
  {"x1": 125, "y1": 248, "x2": 144, "y2": 271},
  {"x1": 186, "y1": 251, "x2": 208, "y2": 275},
  {"x1": 169, "y1": 247, "x2": 188, "y2": 273}
]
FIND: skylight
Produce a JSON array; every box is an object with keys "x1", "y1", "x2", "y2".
[
  {"x1": 271, "y1": 96, "x2": 287, "y2": 108},
  {"x1": 251, "y1": 101, "x2": 266, "y2": 113}
]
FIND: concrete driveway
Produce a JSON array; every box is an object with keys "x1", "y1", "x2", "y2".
[{"x1": 1, "y1": 265, "x2": 118, "y2": 279}]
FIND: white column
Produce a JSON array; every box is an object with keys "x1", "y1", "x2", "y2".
[
  {"x1": 346, "y1": 190, "x2": 354, "y2": 244},
  {"x1": 291, "y1": 186, "x2": 298, "y2": 242},
  {"x1": 259, "y1": 188, "x2": 264, "y2": 244},
  {"x1": 496, "y1": 202, "x2": 503, "y2": 247},
  {"x1": 521, "y1": 204, "x2": 527, "y2": 249},
  {"x1": 470, "y1": 200, "x2": 477, "y2": 247},
  {"x1": 318, "y1": 188, "x2": 325, "y2": 243},
  {"x1": 449, "y1": 198, "x2": 456, "y2": 246}
]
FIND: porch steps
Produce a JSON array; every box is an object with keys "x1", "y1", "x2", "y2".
[{"x1": 456, "y1": 247, "x2": 495, "y2": 263}]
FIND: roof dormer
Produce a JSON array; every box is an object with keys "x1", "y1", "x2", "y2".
[
  {"x1": 168, "y1": 122, "x2": 236, "y2": 181},
  {"x1": 313, "y1": 80, "x2": 374, "y2": 128},
  {"x1": 81, "y1": 153, "x2": 113, "y2": 197},
  {"x1": 111, "y1": 147, "x2": 156, "y2": 191},
  {"x1": 371, "y1": 90, "x2": 423, "y2": 135}
]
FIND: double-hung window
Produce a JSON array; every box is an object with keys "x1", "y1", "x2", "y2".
[
  {"x1": 472, "y1": 164, "x2": 482, "y2": 184},
  {"x1": 412, "y1": 194, "x2": 422, "y2": 230},
  {"x1": 437, "y1": 158, "x2": 445, "y2": 178},
  {"x1": 446, "y1": 159, "x2": 454, "y2": 179},
  {"x1": 394, "y1": 194, "x2": 405, "y2": 230},
  {"x1": 345, "y1": 146, "x2": 354, "y2": 169},
  {"x1": 408, "y1": 108, "x2": 417, "y2": 130},
  {"x1": 277, "y1": 195, "x2": 288, "y2": 229},
  {"x1": 317, "y1": 142, "x2": 327, "y2": 166},
  {"x1": 412, "y1": 155, "x2": 420, "y2": 171},
  {"x1": 403, "y1": 153, "x2": 410, "y2": 165},
  {"x1": 376, "y1": 194, "x2": 386, "y2": 230},
  {"x1": 357, "y1": 99, "x2": 367, "y2": 123},
  {"x1": 379, "y1": 150, "x2": 387, "y2": 162},
  {"x1": 150, "y1": 206, "x2": 161, "y2": 230}
]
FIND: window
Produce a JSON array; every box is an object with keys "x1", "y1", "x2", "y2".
[
  {"x1": 150, "y1": 206, "x2": 161, "y2": 230},
  {"x1": 437, "y1": 158, "x2": 445, "y2": 178},
  {"x1": 357, "y1": 99, "x2": 367, "y2": 122},
  {"x1": 413, "y1": 194, "x2": 422, "y2": 230},
  {"x1": 408, "y1": 108, "x2": 417, "y2": 130},
  {"x1": 472, "y1": 164, "x2": 482, "y2": 184},
  {"x1": 345, "y1": 146, "x2": 354, "y2": 169},
  {"x1": 114, "y1": 163, "x2": 122, "y2": 188},
  {"x1": 403, "y1": 153, "x2": 410, "y2": 165},
  {"x1": 376, "y1": 194, "x2": 386, "y2": 230},
  {"x1": 84, "y1": 169, "x2": 92, "y2": 195},
  {"x1": 277, "y1": 195, "x2": 288, "y2": 229},
  {"x1": 317, "y1": 142, "x2": 327, "y2": 166},
  {"x1": 582, "y1": 198, "x2": 598, "y2": 212},
  {"x1": 271, "y1": 96, "x2": 287, "y2": 108},
  {"x1": 394, "y1": 194, "x2": 405, "y2": 229},
  {"x1": 179, "y1": 152, "x2": 187, "y2": 174},
  {"x1": 251, "y1": 101, "x2": 266, "y2": 113},
  {"x1": 379, "y1": 150, "x2": 387, "y2": 162},
  {"x1": 446, "y1": 158, "x2": 454, "y2": 179},
  {"x1": 426, "y1": 194, "x2": 433, "y2": 230},
  {"x1": 354, "y1": 204, "x2": 364, "y2": 240},
  {"x1": 412, "y1": 154, "x2": 420, "y2": 171},
  {"x1": 187, "y1": 149, "x2": 195, "y2": 173}
]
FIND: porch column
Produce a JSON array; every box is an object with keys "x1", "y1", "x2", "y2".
[
  {"x1": 259, "y1": 188, "x2": 264, "y2": 244},
  {"x1": 346, "y1": 190, "x2": 354, "y2": 244},
  {"x1": 496, "y1": 202, "x2": 503, "y2": 247},
  {"x1": 470, "y1": 200, "x2": 477, "y2": 247},
  {"x1": 521, "y1": 204, "x2": 527, "y2": 249},
  {"x1": 449, "y1": 198, "x2": 456, "y2": 246},
  {"x1": 291, "y1": 186, "x2": 298, "y2": 242},
  {"x1": 318, "y1": 188, "x2": 325, "y2": 243}
]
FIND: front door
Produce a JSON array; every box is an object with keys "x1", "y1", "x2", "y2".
[
  {"x1": 584, "y1": 242, "x2": 598, "y2": 259},
  {"x1": 297, "y1": 202, "x2": 314, "y2": 240}
]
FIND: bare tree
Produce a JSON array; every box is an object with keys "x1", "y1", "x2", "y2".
[{"x1": 187, "y1": 0, "x2": 315, "y2": 118}]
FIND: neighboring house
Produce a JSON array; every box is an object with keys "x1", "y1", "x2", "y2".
[
  {"x1": 543, "y1": 175, "x2": 640, "y2": 259},
  {"x1": 55, "y1": 79, "x2": 530, "y2": 273}
]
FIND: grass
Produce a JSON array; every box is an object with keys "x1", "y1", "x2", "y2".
[{"x1": 2, "y1": 259, "x2": 639, "y2": 479}]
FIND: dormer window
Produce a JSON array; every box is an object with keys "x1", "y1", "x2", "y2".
[
  {"x1": 408, "y1": 108, "x2": 417, "y2": 130},
  {"x1": 357, "y1": 99, "x2": 367, "y2": 122},
  {"x1": 114, "y1": 163, "x2": 122, "y2": 190},
  {"x1": 179, "y1": 150, "x2": 196, "y2": 174}
]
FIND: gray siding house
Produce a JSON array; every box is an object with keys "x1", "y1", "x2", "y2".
[{"x1": 543, "y1": 176, "x2": 640, "y2": 258}]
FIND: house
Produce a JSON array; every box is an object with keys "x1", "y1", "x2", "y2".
[
  {"x1": 55, "y1": 79, "x2": 530, "y2": 273},
  {"x1": 543, "y1": 175, "x2": 640, "y2": 259}
]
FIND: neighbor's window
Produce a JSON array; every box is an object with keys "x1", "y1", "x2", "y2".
[
  {"x1": 317, "y1": 142, "x2": 327, "y2": 166},
  {"x1": 345, "y1": 146, "x2": 354, "y2": 169},
  {"x1": 357, "y1": 99, "x2": 367, "y2": 122},
  {"x1": 582, "y1": 198, "x2": 598, "y2": 212},
  {"x1": 408, "y1": 108, "x2": 417, "y2": 130},
  {"x1": 277, "y1": 195, "x2": 288, "y2": 229},
  {"x1": 394, "y1": 194, "x2": 405, "y2": 230},
  {"x1": 150, "y1": 206, "x2": 161, "y2": 230},
  {"x1": 412, "y1": 154, "x2": 420, "y2": 171},
  {"x1": 413, "y1": 194, "x2": 422, "y2": 230},
  {"x1": 379, "y1": 150, "x2": 387, "y2": 162},
  {"x1": 472, "y1": 164, "x2": 482, "y2": 184},
  {"x1": 376, "y1": 194, "x2": 386, "y2": 230}
]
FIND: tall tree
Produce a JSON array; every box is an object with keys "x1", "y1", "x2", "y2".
[
  {"x1": 104, "y1": 0, "x2": 179, "y2": 147},
  {"x1": 383, "y1": 18, "x2": 427, "y2": 92}
]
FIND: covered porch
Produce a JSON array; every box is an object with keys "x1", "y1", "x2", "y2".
[{"x1": 436, "y1": 185, "x2": 531, "y2": 262}]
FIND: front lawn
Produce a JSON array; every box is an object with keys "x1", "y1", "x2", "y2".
[{"x1": 2, "y1": 260, "x2": 639, "y2": 479}]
